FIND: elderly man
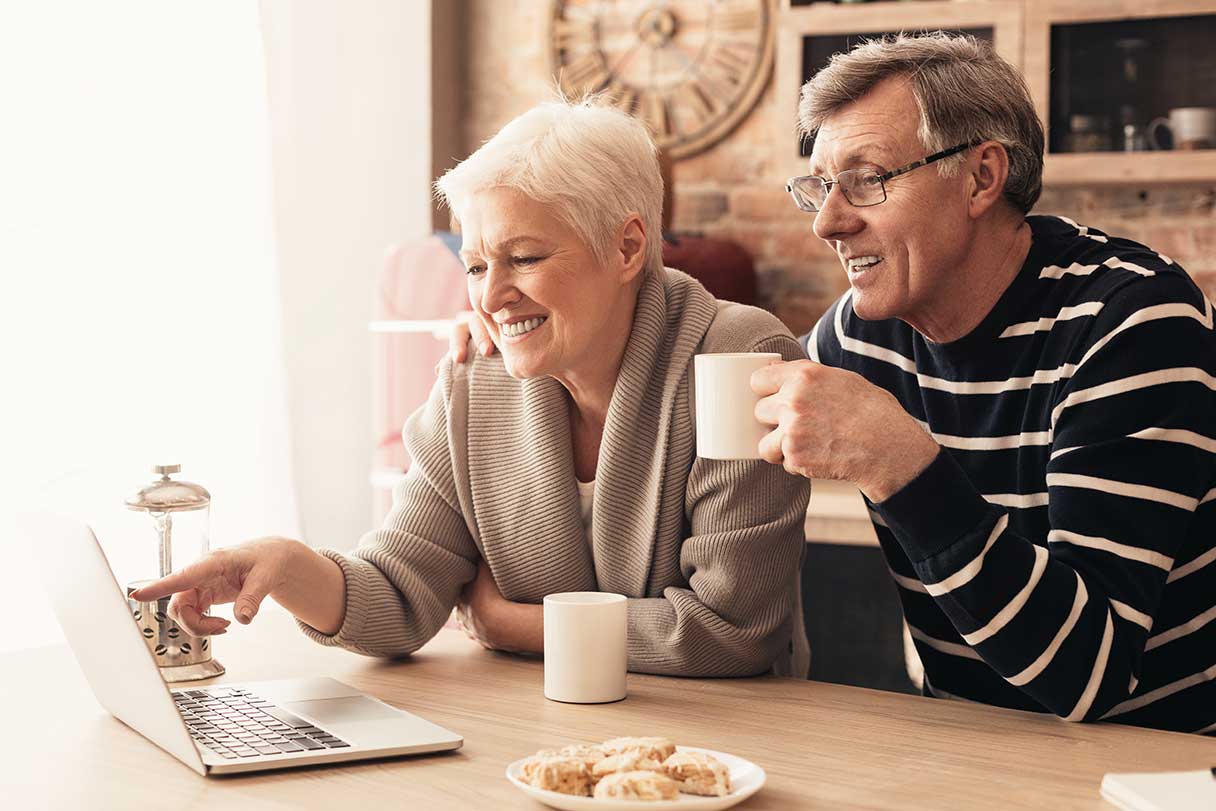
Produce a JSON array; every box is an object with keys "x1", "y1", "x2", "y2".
[{"x1": 753, "y1": 33, "x2": 1215, "y2": 733}]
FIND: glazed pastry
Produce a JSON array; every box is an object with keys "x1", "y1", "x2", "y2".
[
  {"x1": 521, "y1": 754, "x2": 592, "y2": 796},
  {"x1": 662, "y1": 750, "x2": 732, "y2": 797},
  {"x1": 593, "y1": 770, "x2": 680, "y2": 801},
  {"x1": 600, "y1": 736, "x2": 676, "y2": 764},
  {"x1": 558, "y1": 743, "x2": 608, "y2": 771},
  {"x1": 592, "y1": 751, "x2": 657, "y2": 782}
]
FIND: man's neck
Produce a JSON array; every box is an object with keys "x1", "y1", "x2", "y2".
[{"x1": 912, "y1": 214, "x2": 1032, "y2": 344}]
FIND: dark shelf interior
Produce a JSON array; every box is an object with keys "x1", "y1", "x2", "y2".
[{"x1": 1049, "y1": 14, "x2": 1216, "y2": 154}]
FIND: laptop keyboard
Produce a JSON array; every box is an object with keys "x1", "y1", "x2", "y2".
[{"x1": 173, "y1": 686, "x2": 351, "y2": 760}]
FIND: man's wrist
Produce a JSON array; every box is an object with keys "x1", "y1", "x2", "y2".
[{"x1": 861, "y1": 431, "x2": 940, "y2": 503}]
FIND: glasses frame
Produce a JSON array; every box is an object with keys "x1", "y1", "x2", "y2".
[{"x1": 785, "y1": 140, "x2": 984, "y2": 213}]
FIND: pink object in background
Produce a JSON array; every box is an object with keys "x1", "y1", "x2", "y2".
[{"x1": 372, "y1": 234, "x2": 468, "y2": 522}]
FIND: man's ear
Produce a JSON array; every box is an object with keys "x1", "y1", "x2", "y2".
[
  {"x1": 616, "y1": 213, "x2": 648, "y2": 284},
  {"x1": 968, "y1": 141, "x2": 1011, "y2": 220}
]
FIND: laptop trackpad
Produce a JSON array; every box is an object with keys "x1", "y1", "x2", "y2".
[{"x1": 283, "y1": 696, "x2": 401, "y2": 725}]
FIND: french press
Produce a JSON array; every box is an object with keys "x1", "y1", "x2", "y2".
[{"x1": 125, "y1": 464, "x2": 225, "y2": 682}]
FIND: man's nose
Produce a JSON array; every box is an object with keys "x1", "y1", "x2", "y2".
[{"x1": 812, "y1": 184, "x2": 865, "y2": 242}]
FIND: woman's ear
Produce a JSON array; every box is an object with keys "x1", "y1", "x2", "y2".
[
  {"x1": 617, "y1": 213, "x2": 647, "y2": 284},
  {"x1": 968, "y1": 141, "x2": 1011, "y2": 220}
]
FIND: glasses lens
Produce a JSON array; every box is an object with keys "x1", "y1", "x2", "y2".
[
  {"x1": 788, "y1": 176, "x2": 827, "y2": 212},
  {"x1": 840, "y1": 169, "x2": 885, "y2": 207}
]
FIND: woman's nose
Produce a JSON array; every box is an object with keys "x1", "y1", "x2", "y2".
[{"x1": 478, "y1": 264, "x2": 521, "y2": 315}]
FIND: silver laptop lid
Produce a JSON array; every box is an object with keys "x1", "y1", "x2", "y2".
[{"x1": 23, "y1": 511, "x2": 206, "y2": 775}]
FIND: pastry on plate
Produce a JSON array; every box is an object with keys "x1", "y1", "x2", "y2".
[
  {"x1": 662, "y1": 750, "x2": 732, "y2": 796},
  {"x1": 600, "y1": 736, "x2": 676, "y2": 764},
  {"x1": 557, "y1": 743, "x2": 608, "y2": 771},
  {"x1": 593, "y1": 769, "x2": 680, "y2": 801},
  {"x1": 520, "y1": 754, "x2": 593, "y2": 796},
  {"x1": 592, "y1": 750, "x2": 656, "y2": 782}
]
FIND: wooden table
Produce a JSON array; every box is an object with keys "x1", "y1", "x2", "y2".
[{"x1": 4, "y1": 608, "x2": 1213, "y2": 809}]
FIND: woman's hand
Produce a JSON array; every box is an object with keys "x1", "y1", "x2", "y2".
[
  {"x1": 455, "y1": 560, "x2": 543, "y2": 654},
  {"x1": 446, "y1": 312, "x2": 495, "y2": 364},
  {"x1": 128, "y1": 538, "x2": 346, "y2": 637}
]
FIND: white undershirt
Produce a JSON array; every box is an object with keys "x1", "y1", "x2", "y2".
[{"x1": 576, "y1": 479, "x2": 595, "y2": 547}]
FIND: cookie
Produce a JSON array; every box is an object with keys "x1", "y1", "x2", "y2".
[
  {"x1": 521, "y1": 754, "x2": 592, "y2": 796},
  {"x1": 593, "y1": 770, "x2": 680, "y2": 801},
  {"x1": 592, "y1": 750, "x2": 660, "y2": 782},
  {"x1": 600, "y1": 736, "x2": 676, "y2": 764},
  {"x1": 662, "y1": 750, "x2": 732, "y2": 797}
]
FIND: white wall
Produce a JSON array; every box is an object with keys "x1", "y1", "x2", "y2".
[{"x1": 259, "y1": 0, "x2": 438, "y2": 549}]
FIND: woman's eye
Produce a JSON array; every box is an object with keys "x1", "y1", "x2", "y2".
[
  {"x1": 466, "y1": 265, "x2": 486, "y2": 276},
  {"x1": 513, "y1": 256, "x2": 540, "y2": 266}
]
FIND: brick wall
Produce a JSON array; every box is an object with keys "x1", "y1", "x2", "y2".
[{"x1": 461, "y1": 3, "x2": 1216, "y2": 338}]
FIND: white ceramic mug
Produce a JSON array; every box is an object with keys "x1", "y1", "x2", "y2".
[
  {"x1": 542, "y1": 592, "x2": 627, "y2": 704},
  {"x1": 1148, "y1": 107, "x2": 1216, "y2": 151},
  {"x1": 694, "y1": 352, "x2": 781, "y2": 460}
]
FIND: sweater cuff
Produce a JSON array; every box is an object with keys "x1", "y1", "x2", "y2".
[
  {"x1": 294, "y1": 548, "x2": 373, "y2": 648},
  {"x1": 874, "y1": 448, "x2": 995, "y2": 563}
]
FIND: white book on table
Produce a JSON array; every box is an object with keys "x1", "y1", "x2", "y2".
[{"x1": 1100, "y1": 769, "x2": 1216, "y2": 811}]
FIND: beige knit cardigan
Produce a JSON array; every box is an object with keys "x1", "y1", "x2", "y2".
[{"x1": 300, "y1": 268, "x2": 811, "y2": 677}]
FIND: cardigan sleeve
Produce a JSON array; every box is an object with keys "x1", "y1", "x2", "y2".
[
  {"x1": 627, "y1": 332, "x2": 811, "y2": 676},
  {"x1": 296, "y1": 361, "x2": 479, "y2": 656}
]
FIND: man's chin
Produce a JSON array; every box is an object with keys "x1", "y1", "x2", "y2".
[{"x1": 849, "y1": 289, "x2": 892, "y2": 322}]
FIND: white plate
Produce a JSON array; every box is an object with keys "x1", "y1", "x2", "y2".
[{"x1": 505, "y1": 746, "x2": 766, "y2": 811}]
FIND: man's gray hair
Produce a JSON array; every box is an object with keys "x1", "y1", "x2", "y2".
[
  {"x1": 435, "y1": 96, "x2": 664, "y2": 275},
  {"x1": 798, "y1": 32, "x2": 1044, "y2": 213}
]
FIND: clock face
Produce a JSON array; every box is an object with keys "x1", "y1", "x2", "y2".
[{"x1": 549, "y1": 0, "x2": 774, "y2": 159}]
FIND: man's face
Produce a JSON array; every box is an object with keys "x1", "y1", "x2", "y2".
[{"x1": 808, "y1": 76, "x2": 972, "y2": 327}]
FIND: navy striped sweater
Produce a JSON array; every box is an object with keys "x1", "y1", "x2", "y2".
[{"x1": 804, "y1": 215, "x2": 1216, "y2": 734}]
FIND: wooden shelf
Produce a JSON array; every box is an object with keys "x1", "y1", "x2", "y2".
[
  {"x1": 1044, "y1": 149, "x2": 1216, "y2": 185},
  {"x1": 368, "y1": 319, "x2": 454, "y2": 337}
]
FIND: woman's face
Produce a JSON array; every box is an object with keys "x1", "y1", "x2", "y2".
[{"x1": 458, "y1": 187, "x2": 634, "y2": 381}]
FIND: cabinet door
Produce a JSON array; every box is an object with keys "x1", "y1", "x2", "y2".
[{"x1": 1027, "y1": 0, "x2": 1216, "y2": 184}]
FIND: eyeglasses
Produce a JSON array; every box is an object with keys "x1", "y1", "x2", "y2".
[{"x1": 785, "y1": 141, "x2": 982, "y2": 213}]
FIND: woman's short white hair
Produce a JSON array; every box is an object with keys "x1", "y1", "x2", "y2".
[{"x1": 434, "y1": 96, "x2": 664, "y2": 275}]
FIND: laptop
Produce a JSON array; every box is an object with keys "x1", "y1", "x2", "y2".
[{"x1": 25, "y1": 511, "x2": 463, "y2": 775}]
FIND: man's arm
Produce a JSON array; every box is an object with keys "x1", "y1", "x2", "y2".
[{"x1": 874, "y1": 275, "x2": 1215, "y2": 720}]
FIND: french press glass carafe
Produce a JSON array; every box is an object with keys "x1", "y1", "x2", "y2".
[{"x1": 125, "y1": 464, "x2": 225, "y2": 682}]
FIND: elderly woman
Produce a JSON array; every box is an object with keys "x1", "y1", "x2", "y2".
[{"x1": 133, "y1": 98, "x2": 810, "y2": 677}]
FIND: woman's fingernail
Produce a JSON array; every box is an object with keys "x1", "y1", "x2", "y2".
[{"x1": 479, "y1": 342, "x2": 490, "y2": 356}]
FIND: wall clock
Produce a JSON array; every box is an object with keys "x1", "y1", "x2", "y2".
[{"x1": 548, "y1": 0, "x2": 775, "y2": 159}]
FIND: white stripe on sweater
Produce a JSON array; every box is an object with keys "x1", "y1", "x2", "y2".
[
  {"x1": 1047, "y1": 472, "x2": 1199, "y2": 511},
  {"x1": 1054, "y1": 216, "x2": 1109, "y2": 244},
  {"x1": 1008, "y1": 573, "x2": 1088, "y2": 686},
  {"x1": 933, "y1": 430, "x2": 1052, "y2": 451},
  {"x1": 908, "y1": 624, "x2": 983, "y2": 660},
  {"x1": 1109, "y1": 599, "x2": 1154, "y2": 631},
  {"x1": 984, "y1": 492, "x2": 1049, "y2": 509},
  {"x1": 1048, "y1": 528, "x2": 1174, "y2": 571},
  {"x1": 963, "y1": 544, "x2": 1048, "y2": 646},
  {"x1": 1145, "y1": 605, "x2": 1216, "y2": 652},
  {"x1": 1066, "y1": 610, "x2": 1114, "y2": 721},
  {"x1": 924, "y1": 515, "x2": 1008, "y2": 596},
  {"x1": 807, "y1": 317, "x2": 822, "y2": 363},
  {"x1": 1102, "y1": 663, "x2": 1216, "y2": 718},
  {"x1": 1051, "y1": 367, "x2": 1216, "y2": 430},
  {"x1": 1039, "y1": 255, "x2": 1155, "y2": 280},
  {"x1": 1070, "y1": 300, "x2": 1213, "y2": 380},
  {"x1": 1000, "y1": 302, "x2": 1104, "y2": 338},
  {"x1": 887, "y1": 566, "x2": 928, "y2": 594},
  {"x1": 1127, "y1": 427, "x2": 1216, "y2": 454},
  {"x1": 1168, "y1": 547, "x2": 1216, "y2": 584}
]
